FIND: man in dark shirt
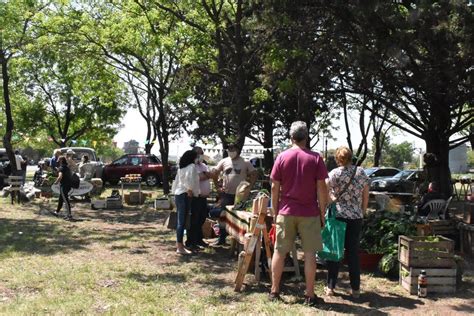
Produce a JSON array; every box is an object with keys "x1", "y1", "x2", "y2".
[{"x1": 417, "y1": 182, "x2": 444, "y2": 216}]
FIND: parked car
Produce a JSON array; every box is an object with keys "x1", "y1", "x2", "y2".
[
  {"x1": 364, "y1": 167, "x2": 401, "y2": 183},
  {"x1": 102, "y1": 154, "x2": 176, "y2": 186},
  {"x1": 370, "y1": 169, "x2": 425, "y2": 193},
  {"x1": 59, "y1": 147, "x2": 104, "y2": 178}
]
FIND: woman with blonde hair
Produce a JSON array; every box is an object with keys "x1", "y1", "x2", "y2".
[{"x1": 325, "y1": 146, "x2": 369, "y2": 299}]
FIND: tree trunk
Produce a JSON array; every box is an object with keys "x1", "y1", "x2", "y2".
[
  {"x1": 262, "y1": 103, "x2": 274, "y2": 171},
  {"x1": 425, "y1": 133, "x2": 453, "y2": 198},
  {"x1": 1, "y1": 51, "x2": 18, "y2": 174}
]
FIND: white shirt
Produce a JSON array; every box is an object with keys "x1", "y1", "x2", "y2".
[
  {"x1": 196, "y1": 162, "x2": 211, "y2": 196},
  {"x1": 171, "y1": 164, "x2": 200, "y2": 197}
]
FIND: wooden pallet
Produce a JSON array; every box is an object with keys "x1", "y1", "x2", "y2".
[
  {"x1": 399, "y1": 263, "x2": 456, "y2": 295},
  {"x1": 398, "y1": 235, "x2": 455, "y2": 268}
]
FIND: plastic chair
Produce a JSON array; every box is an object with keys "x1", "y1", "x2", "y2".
[
  {"x1": 439, "y1": 196, "x2": 453, "y2": 220},
  {"x1": 424, "y1": 199, "x2": 447, "y2": 221}
]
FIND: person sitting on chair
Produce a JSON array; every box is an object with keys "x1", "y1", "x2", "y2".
[{"x1": 417, "y1": 182, "x2": 444, "y2": 216}]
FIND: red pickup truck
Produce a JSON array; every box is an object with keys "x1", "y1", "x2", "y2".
[{"x1": 102, "y1": 154, "x2": 176, "y2": 186}]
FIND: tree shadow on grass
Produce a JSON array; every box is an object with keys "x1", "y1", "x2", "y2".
[{"x1": 0, "y1": 218, "x2": 89, "y2": 256}]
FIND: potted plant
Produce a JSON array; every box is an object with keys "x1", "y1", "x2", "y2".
[{"x1": 358, "y1": 210, "x2": 417, "y2": 273}]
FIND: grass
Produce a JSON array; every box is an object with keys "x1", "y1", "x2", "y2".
[{"x1": 0, "y1": 191, "x2": 473, "y2": 315}]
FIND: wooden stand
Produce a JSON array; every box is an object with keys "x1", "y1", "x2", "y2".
[
  {"x1": 234, "y1": 196, "x2": 271, "y2": 292},
  {"x1": 8, "y1": 176, "x2": 23, "y2": 204}
]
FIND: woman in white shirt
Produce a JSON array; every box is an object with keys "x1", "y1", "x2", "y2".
[{"x1": 172, "y1": 150, "x2": 200, "y2": 254}]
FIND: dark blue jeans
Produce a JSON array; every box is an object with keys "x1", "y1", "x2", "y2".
[
  {"x1": 327, "y1": 218, "x2": 362, "y2": 291},
  {"x1": 175, "y1": 193, "x2": 190, "y2": 243},
  {"x1": 188, "y1": 197, "x2": 208, "y2": 245}
]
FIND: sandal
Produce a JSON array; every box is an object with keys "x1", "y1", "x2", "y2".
[{"x1": 268, "y1": 292, "x2": 282, "y2": 302}]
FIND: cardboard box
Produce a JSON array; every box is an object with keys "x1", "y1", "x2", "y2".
[
  {"x1": 106, "y1": 196, "x2": 123, "y2": 209},
  {"x1": 128, "y1": 191, "x2": 145, "y2": 204},
  {"x1": 91, "y1": 199, "x2": 106, "y2": 210}
]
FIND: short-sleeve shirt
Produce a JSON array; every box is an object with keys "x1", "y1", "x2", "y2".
[
  {"x1": 195, "y1": 162, "x2": 211, "y2": 196},
  {"x1": 214, "y1": 156, "x2": 256, "y2": 194},
  {"x1": 327, "y1": 166, "x2": 369, "y2": 219},
  {"x1": 270, "y1": 147, "x2": 328, "y2": 217},
  {"x1": 58, "y1": 165, "x2": 72, "y2": 188}
]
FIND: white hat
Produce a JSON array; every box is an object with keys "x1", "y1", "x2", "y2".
[{"x1": 66, "y1": 149, "x2": 75, "y2": 155}]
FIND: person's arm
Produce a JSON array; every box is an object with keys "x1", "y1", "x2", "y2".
[
  {"x1": 317, "y1": 179, "x2": 329, "y2": 228},
  {"x1": 248, "y1": 169, "x2": 258, "y2": 188},
  {"x1": 54, "y1": 172, "x2": 63, "y2": 185},
  {"x1": 361, "y1": 184, "x2": 369, "y2": 217},
  {"x1": 271, "y1": 180, "x2": 280, "y2": 220}
]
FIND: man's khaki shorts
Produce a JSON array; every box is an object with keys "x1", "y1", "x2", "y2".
[{"x1": 274, "y1": 214, "x2": 322, "y2": 254}]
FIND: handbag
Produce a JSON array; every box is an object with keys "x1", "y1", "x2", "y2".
[{"x1": 318, "y1": 166, "x2": 357, "y2": 262}]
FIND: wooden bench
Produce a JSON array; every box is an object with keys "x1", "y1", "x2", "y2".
[{"x1": 7, "y1": 175, "x2": 23, "y2": 204}]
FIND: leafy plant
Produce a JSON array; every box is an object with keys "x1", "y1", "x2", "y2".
[{"x1": 360, "y1": 210, "x2": 417, "y2": 254}]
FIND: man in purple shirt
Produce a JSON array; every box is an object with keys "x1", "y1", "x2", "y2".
[{"x1": 269, "y1": 121, "x2": 329, "y2": 305}]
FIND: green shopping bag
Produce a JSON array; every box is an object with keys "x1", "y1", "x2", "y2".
[{"x1": 318, "y1": 203, "x2": 347, "y2": 262}]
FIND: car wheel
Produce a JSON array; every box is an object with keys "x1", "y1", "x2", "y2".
[{"x1": 145, "y1": 174, "x2": 160, "y2": 187}]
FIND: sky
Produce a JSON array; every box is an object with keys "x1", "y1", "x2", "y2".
[{"x1": 113, "y1": 107, "x2": 426, "y2": 159}]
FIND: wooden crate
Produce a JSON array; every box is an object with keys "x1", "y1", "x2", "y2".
[
  {"x1": 398, "y1": 235, "x2": 455, "y2": 268},
  {"x1": 399, "y1": 263, "x2": 456, "y2": 295},
  {"x1": 429, "y1": 219, "x2": 457, "y2": 235},
  {"x1": 459, "y1": 222, "x2": 474, "y2": 257},
  {"x1": 464, "y1": 202, "x2": 474, "y2": 224}
]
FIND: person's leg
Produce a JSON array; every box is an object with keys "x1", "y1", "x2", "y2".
[
  {"x1": 63, "y1": 187, "x2": 72, "y2": 218},
  {"x1": 271, "y1": 250, "x2": 287, "y2": 294},
  {"x1": 271, "y1": 215, "x2": 295, "y2": 295},
  {"x1": 303, "y1": 251, "x2": 317, "y2": 297},
  {"x1": 343, "y1": 218, "x2": 362, "y2": 292},
  {"x1": 187, "y1": 197, "x2": 200, "y2": 246},
  {"x1": 175, "y1": 193, "x2": 191, "y2": 253},
  {"x1": 56, "y1": 187, "x2": 64, "y2": 213},
  {"x1": 326, "y1": 260, "x2": 340, "y2": 290},
  {"x1": 298, "y1": 216, "x2": 322, "y2": 299},
  {"x1": 216, "y1": 193, "x2": 234, "y2": 243},
  {"x1": 196, "y1": 197, "x2": 208, "y2": 243}
]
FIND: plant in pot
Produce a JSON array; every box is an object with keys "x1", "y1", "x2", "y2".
[{"x1": 359, "y1": 210, "x2": 417, "y2": 275}]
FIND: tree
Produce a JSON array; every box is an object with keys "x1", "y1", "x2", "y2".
[
  {"x1": 331, "y1": 1, "x2": 474, "y2": 197},
  {"x1": 17, "y1": 41, "x2": 125, "y2": 147},
  {"x1": 0, "y1": 0, "x2": 45, "y2": 173},
  {"x1": 383, "y1": 140, "x2": 414, "y2": 169}
]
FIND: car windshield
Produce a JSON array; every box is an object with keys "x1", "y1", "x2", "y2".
[
  {"x1": 364, "y1": 168, "x2": 377, "y2": 176},
  {"x1": 392, "y1": 170, "x2": 413, "y2": 180}
]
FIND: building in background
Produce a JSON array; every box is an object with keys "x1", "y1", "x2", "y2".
[{"x1": 123, "y1": 140, "x2": 140, "y2": 154}]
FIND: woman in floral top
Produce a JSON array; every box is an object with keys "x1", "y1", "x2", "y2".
[{"x1": 325, "y1": 146, "x2": 369, "y2": 298}]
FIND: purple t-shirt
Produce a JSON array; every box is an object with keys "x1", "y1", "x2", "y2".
[{"x1": 271, "y1": 147, "x2": 328, "y2": 217}]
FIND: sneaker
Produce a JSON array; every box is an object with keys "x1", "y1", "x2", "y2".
[
  {"x1": 351, "y1": 289, "x2": 360, "y2": 299},
  {"x1": 304, "y1": 295, "x2": 324, "y2": 306},
  {"x1": 64, "y1": 215, "x2": 73, "y2": 221},
  {"x1": 324, "y1": 286, "x2": 335, "y2": 296},
  {"x1": 268, "y1": 292, "x2": 282, "y2": 302}
]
